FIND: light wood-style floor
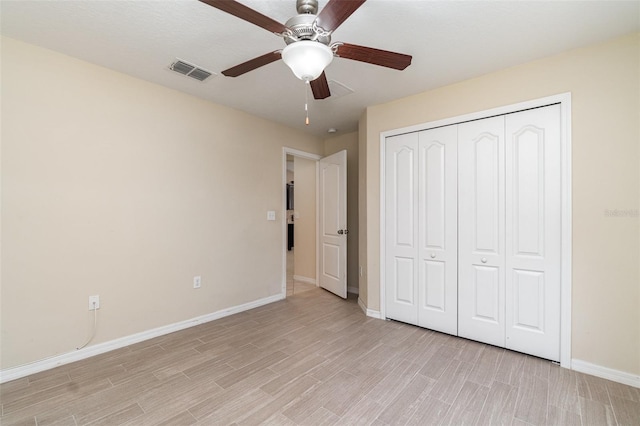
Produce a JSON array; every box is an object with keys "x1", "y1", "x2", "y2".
[{"x1": 2, "y1": 287, "x2": 639, "y2": 425}]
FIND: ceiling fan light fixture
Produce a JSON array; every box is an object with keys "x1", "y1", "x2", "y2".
[{"x1": 282, "y1": 41, "x2": 334, "y2": 82}]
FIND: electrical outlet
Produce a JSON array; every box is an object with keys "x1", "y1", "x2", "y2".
[
  {"x1": 88, "y1": 295, "x2": 100, "y2": 310},
  {"x1": 193, "y1": 276, "x2": 201, "y2": 289}
]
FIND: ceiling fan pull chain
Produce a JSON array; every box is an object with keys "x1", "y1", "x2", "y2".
[{"x1": 305, "y1": 80, "x2": 310, "y2": 125}]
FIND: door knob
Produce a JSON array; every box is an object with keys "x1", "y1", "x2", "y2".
[
  {"x1": 337, "y1": 229, "x2": 344, "y2": 235},
  {"x1": 343, "y1": 229, "x2": 349, "y2": 234},
  {"x1": 481, "y1": 257, "x2": 487, "y2": 263},
  {"x1": 430, "y1": 253, "x2": 436, "y2": 258}
]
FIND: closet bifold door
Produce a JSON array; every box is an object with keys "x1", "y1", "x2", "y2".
[
  {"x1": 458, "y1": 116, "x2": 506, "y2": 347},
  {"x1": 385, "y1": 132, "x2": 419, "y2": 325},
  {"x1": 417, "y1": 126, "x2": 458, "y2": 334},
  {"x1": 505, "y1": 105, "x2": 561, "y2": 362}
]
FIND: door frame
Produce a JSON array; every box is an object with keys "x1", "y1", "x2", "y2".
[
  {"x1": 281, "y1": 147, "x2": 322, "y2": 297},
  {"x1": 379, "y1": 93, "x2": 572, "y2": 368}
]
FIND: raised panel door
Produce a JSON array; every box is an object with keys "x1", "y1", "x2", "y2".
[
  {"x1": 319, "y1": 150, "x2": 347, "y2": 298},
  {"x1": 385, "y1": 133, "x2": 419, "y2": 324},
  {"x1": 417, "y1": 125, "x2": 458, "y2": 334},
  {"x1": 505, "y1": 105, "x2": 561, "y2": 361},
  {"x1": 458, "y1": 116, "x2": 506, "y2": 347}
]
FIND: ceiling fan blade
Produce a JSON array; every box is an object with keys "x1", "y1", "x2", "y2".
[
  {"x1": 221, "y1": 51, "x2": 282, "y2": 77},
  {"x1": 335, "y1": 43, "x2": 412, "y2": 70},
  {"x1": 316, "y1": 0, "x2": 367, "y2": 32},
  {"x1": 198, "y1": 0, "x2": 287, "y2": 34},
  {"x1": 310, "y1": 72, "x2": 331, "y2": 99}
]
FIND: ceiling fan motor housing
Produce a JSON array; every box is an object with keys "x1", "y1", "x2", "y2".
[{"x1": 284, "y1": 13, "x2": 331, "y2": 45}]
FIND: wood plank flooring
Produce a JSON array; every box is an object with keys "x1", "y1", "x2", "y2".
[{"x1": 2, "y1": 287, "x2": 639, "y2": 425}]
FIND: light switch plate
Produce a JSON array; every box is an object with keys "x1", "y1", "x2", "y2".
[{"x1": 267, "y1": 211, "x2": 276, "y2": 221}]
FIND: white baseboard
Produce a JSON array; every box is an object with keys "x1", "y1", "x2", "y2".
[
  {"x1": 357, "y1": 297, "x2": 367, "y2": 315},
  {"x1": 292, "y1": 275, "x2": 316, "y2": 285},
  {"x1": 358, "y1": 297, "x2": 382, "y2": 319},
  {"x1": 347, "y1": 286, "x2": 359, "y2": 295},
  {"x1": 0, "y1": 293, "x2": 285, "y2": 384},
  {"x1": 572, "y1": 359, "x2": 640, "y2": 388}
]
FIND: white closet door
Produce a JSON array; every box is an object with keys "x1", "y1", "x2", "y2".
[
  {"x1": 505, "y1": 105, "x2": 561, "y2": 361},
  {"x1": 417, "y1": 126, "x2": 458, "y2": 334},
  {"x1": 385, "y1": 132, "x2": 419, "y2": 324},
  {"x1": 458, "y1": 116, "x2": 506, "y2": 347}
]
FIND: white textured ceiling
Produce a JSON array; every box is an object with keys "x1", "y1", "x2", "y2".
[{"x1": 1, "y1": 0, "x2": 639, "y2": 137}]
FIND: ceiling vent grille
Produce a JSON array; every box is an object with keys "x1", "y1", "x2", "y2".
[
  {"x1": 327, "y1": 80, "x2": 354, "y2": 99},
  {"x1": 169, "y1": 59, "x2": 214, "y2": 82}
]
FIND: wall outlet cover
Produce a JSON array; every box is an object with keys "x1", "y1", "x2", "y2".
[{"x1": 88, "y1": 295, "x2": 100, "y2": 310}]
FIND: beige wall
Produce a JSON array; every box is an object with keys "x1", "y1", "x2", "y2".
[
  {"x1": 324, "y1": 132, "x2": 359, "y2": 291},
  {"x1": 361, "y1": 33, "x2": 640, "y2": 375},
  {"x1": 0, "y1": 37, "x2": 324, "y2": 369},
  {"x1": 293, "y1": 156, "x2": 316, "y2": 281}
]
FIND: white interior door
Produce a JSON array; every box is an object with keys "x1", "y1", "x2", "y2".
[
  {"x1": 319, "y1": 150, "x2": 347, "y2": 299},
  {"x1": 417, "y1": 126, "x2": 458, "y2": 334},
  {"x1": 505, "y1": 105, "x2": 561, "y2": 361},
  {"x1": 385, "y1": 133, "x2": 419, "y2": 324},
  {"x1": 458, "y1": 116, "x2": 506, "y2": 347}
]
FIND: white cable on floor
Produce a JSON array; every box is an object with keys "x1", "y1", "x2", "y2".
[{"x1": 76, "y1": 302, "x2": 98, "y2": 350}]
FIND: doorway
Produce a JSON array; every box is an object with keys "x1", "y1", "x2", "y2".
[
  {"x1": 282, "y1": 147, "x2": 350, "y2": 300},
  {"x1": 282, "y1": 148, "x2": 322, "y2": 297}
]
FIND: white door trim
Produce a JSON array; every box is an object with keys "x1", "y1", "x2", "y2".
[
  {"x1": 379, "y1": 93, "x2": 572, "y2": 368},
  {"x1": 282, "y1": 147, "x2": 322, "y2": 298}
]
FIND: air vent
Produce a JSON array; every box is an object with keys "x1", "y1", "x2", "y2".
[
  {"x1": 188, "y1": 68, "x2": 213, "y2": 81},
  {"x1": 327, "y1": 80, "x2": 354, "y2": 99},
  {"x1": 169, "y1": 59, "x2": 215, "y2": 82},
  {"x1": 171, "y1": 60, "x2": 194, "y2": 75}
]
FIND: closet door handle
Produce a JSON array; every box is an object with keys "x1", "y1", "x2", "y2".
[
  {"x1": 481, "y1": 257, "x2": 487, "y2": 263},
  {"x1": 430, "y1": 253, "x2": 436, "y2": 259}
]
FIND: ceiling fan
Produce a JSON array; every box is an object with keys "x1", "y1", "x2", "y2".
[{"x1": 199, "y1": 0, "x2": 412, "y2": 100}]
